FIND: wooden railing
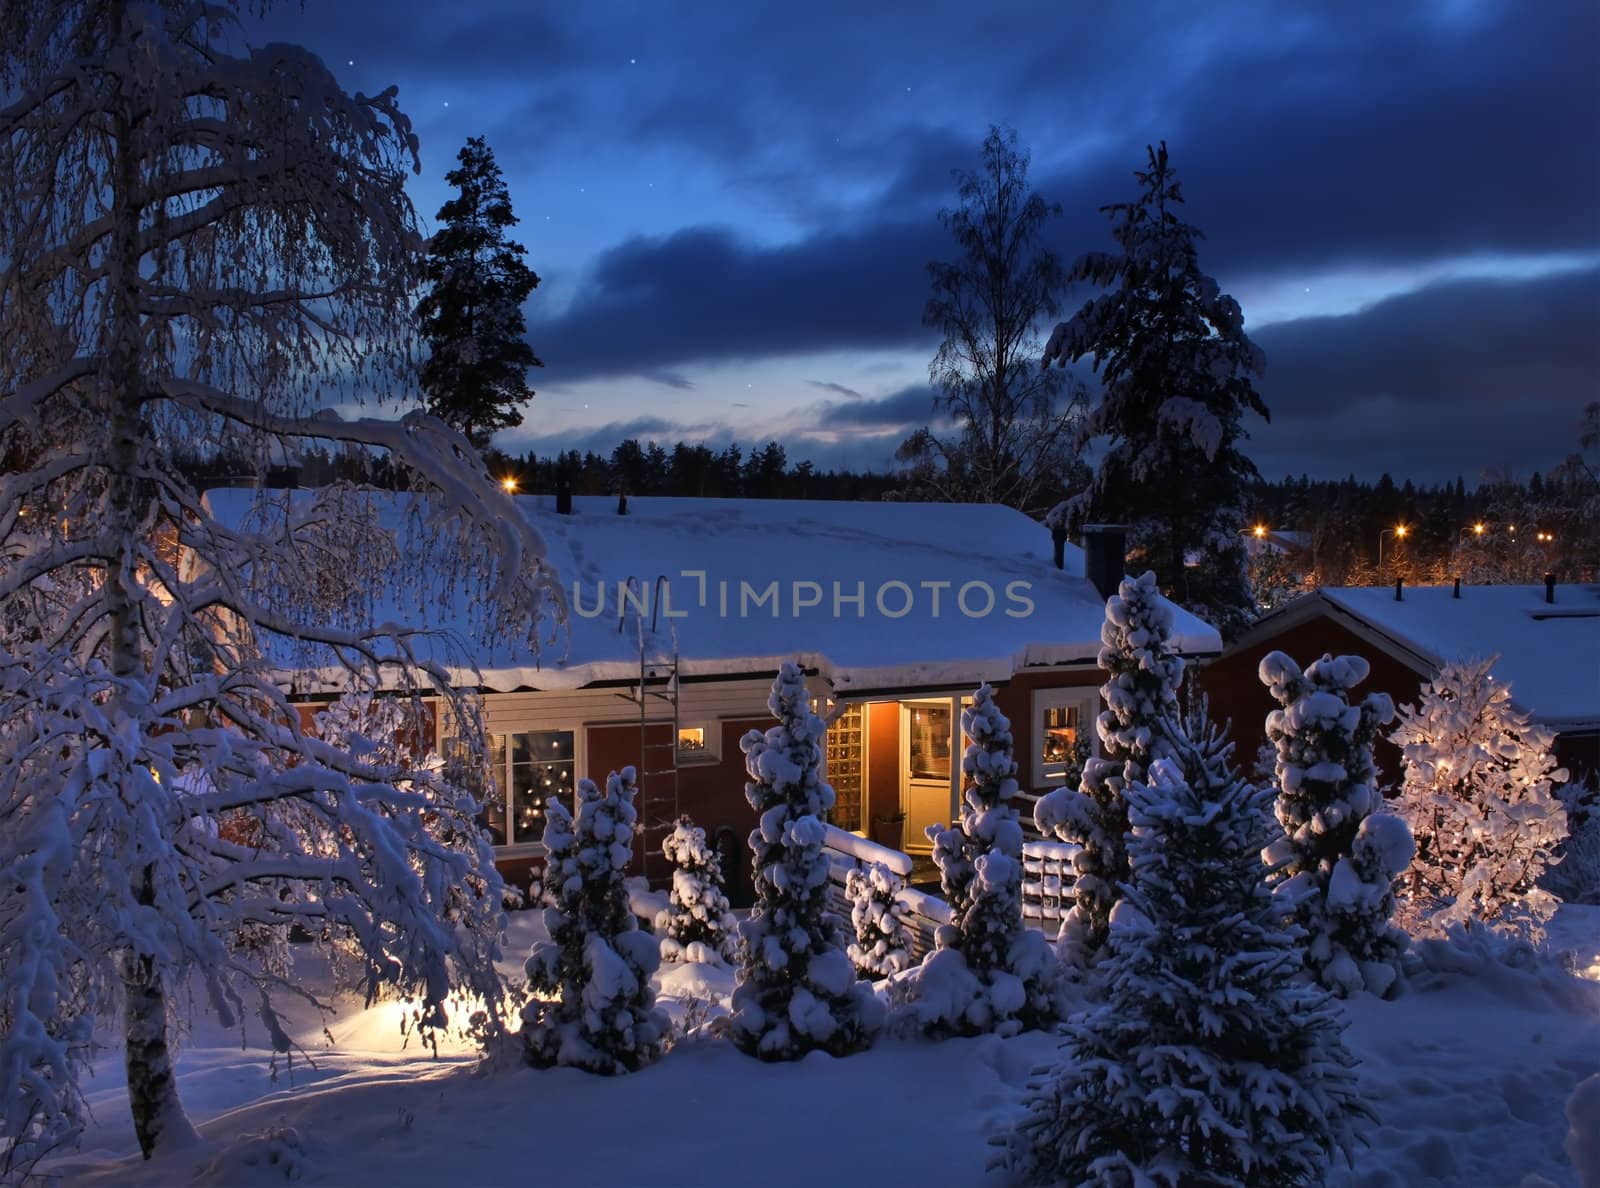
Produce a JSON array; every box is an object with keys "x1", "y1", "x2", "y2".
[
  {"x1": 820, "y1": 825, "x2": 950, "y2": 960},
  {"x1": 1020, "y1": 838, "x2": 1080, "y2": 939}
]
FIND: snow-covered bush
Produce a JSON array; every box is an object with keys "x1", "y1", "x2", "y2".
[
  {"x1": 1261, "y1": 651, "x2": 1413, "y2": 997},
  {"x1": 523, "y1": 768, "x2": 667, "y2": 1074},
  {"x1": 908, "y1": 685, "x2": 1062, "y2": 1035},
  {"x1": 1009, "y1": 728, "x2": 1368, "y2": 1185},
  {"x1": 1392, "y1": 657, "x2": 1568, "y2": 938},
  {"x1": 846, "y1": 862, "x2": 915, "y2": 979},
  {"x1": 1567, "y1": 1072, "x2": 1600, "y2": 1188},
  {"x1": 1034, "y1": 571, "x2": 1183, "y2": 958},
  {"x1": 1548, "y1": 777, "x2": 1600, "y2": 905},
  {"x1": 656, "y1": 816, "x2": 740, "y2": 965},
  {"x1": 731, "y1": 663, "x2": 882, "y2": 1059}
]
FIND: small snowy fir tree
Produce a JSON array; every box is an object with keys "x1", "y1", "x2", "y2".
[
  {"x1": 731, "y1": 662, "x2": 883, "y2": 1059},
  {"x1": 1009, "y1": 727, "x2": 1368, "y2": 1187},
  {"x1": 910, "y1": 684, "x2": 1061, "y2": 1034},
  {"x1": 656, "y1": 816, "x2": 740, "y2": 965},
  {"x1": 846, "y1": 863, "x2": 916, "y2": 979},
  {"x1": 523, "y1": 768, "x2": 666, "y2": 1074},
  {"x1": 1035, "y1": 571, "x2": 1184, "y2": 959},
  {"x1": 1391, "y1": 657, "x2": 1568, "y2": 938},
  {"x1": 1261, "y1": 651, "x2": 1414, "y2": 998}
]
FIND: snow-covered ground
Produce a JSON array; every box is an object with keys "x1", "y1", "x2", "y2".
[{"x1": 44, "y1": 907, "x2": 1600, "y2": 1187}]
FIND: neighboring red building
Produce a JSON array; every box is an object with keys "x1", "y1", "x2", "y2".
[{"x1": 1201, "y1": 581, "x2": 1600, "y2": 789}]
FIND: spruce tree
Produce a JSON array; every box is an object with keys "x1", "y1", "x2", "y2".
[
  {"x1": 1035, "y1": 571, "x2": 1184, "y2": 959},
  {"x1": 845, "y1": 862, "x2": 916, "y2": 979},
  {"x1": 1391, "y1": 657, "x2": 1568, "y2": 938},
  {"x1": 417, "y1": 136, "x2": 541, "y2": 449},
  {"x1": 1010, "y1": 727, "x2": 1368, "y2": 1186},
  {"x1": 731, "y1": 662, "x2": 882, "y2": 1059},
  {"x1": 656, "y1": 815, "x2": 740, "y2": 965},
  {"x1": 1044, "y1": 142, "x2": 1269, "y2": 637},
  {"x1": 909, "y1": 686, "x2": 1061, "y2": 1034},
  {"x1": 523, "y1": 768, "x2": 666, "y2": 1074},
  {"x1": 1260, "y1": 652, "x2": 1414, "y2": 998}
]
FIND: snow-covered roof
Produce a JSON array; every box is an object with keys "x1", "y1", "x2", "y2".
[
  {"x1": 203, "y1": 489, "x2": 1222, "y2": 694},
  {"x1": 1272, "y1": 584, "x2": 1600, "y2": 730}
]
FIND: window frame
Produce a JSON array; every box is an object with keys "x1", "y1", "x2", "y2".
[
  {"x1": 1030, "y1": 687, "x2": 1100, "y2": 790},
  {"x1": 480, "y1": 723, "x2": 586, "y2": 857}
]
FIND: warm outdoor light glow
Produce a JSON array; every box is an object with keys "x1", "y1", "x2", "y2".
[
  {"x1": 500, "y1": 476, "x2": 518, "y2": 493},
  {"x1": 1473, "y1": 522, "x2": 1485, "y2": 535},
  {"x1": 1252, "y1": 525, "x2": 1267, "y2": 538},
  {"x1": 1395, "y1": 524, "x2": 1407, "y2": 538}
]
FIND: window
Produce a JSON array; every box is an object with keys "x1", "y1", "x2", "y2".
[
  {"x1": 1031, "y1": 690, "x2": 1098, "y2": 789},
  {"x1": 473, "y1": 729, "x2": 576, "y2": 848},
  {"x1": 908, "y1": 703, "x2": 952, "y2": 781},
  {"x1": 677, "y1": 726, "x2": 706, "y2": 754},
  {"x1": 823, "y1": 703, "x2": 864, "y2": 832}
]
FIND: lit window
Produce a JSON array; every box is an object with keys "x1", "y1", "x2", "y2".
[
  {"x1": 677, "y1": 726, "x2": 707, "y2": 755},
  {"x1": 463, "y1": 730, "x2": 576, "y2": 848},
  {"x1": 1032, "y1": 690, "x2": 1098, "y2": 788},
  {"x1": 909, "y1": 703, "x2": 952, "y2": 781}
]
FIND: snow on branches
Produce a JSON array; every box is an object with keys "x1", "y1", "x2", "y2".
[
  {"x1": 1260, "y1": 651, "x2": 1413, "y2": 997},
  {"x1": 1010, "y1": 728, "x2": 1368, "y2": 1186},
  {"x1": 656, "y1": 816, "x2": 740, "y2": 965},
  {"x1": 1391, "y1": 657, "x2": 1568, "y2": 939},
  {"x1": 523, "y1": 768, "x2": 666, "y2": 1075},
  {"x1": 907, "y1": 684, "x2": 1061, "y2": 1035},
  {"x1": 1034, "y1": 571, "x2": 1183, "y2": 959},
  {"x1": 731, "y1": 662, "x2": 882, "y2": 1059},
  {"x1": 846, "y1": 863, "x2": 916, "y2": 980}
]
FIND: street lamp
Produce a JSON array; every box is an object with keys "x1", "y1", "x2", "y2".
[
  {"x1": 1379, "y1": 523, "x2": 1407, "y2": 575},
  {"x1": 500, "y1": 476, "x2": 519, "y2": 494}
]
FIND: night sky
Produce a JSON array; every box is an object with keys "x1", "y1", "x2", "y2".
[{"x1": 262, "y1": 0, "x2": 1598, "y2": 484}]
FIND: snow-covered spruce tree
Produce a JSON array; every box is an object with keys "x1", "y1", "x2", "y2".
[
  {"x1": 0, "y1": 3, "x2": 561, "y2": 1167},
  {"x1": 1391, "y1": 657, "x2": 1568, "y2": 938},
  {"x1": 416, "y1": 136, "x2": 542, "y2": 450},
  {"x1": 1009, "y1": 729, "x2": 1368, "y2": 1187},
  {"x1": 655, "y1": 815, "x2": 740, "y2": 965},
  {"x1": 846, "y1": 862, "x2": 916, "y2": 980},
  {"x1": 523, "y1": 768, "x2": 666, "y2": 1074},
  {"x1": 1261, "y1": 652, "x2": 1414, "y2": 997},
  {"x1": 910, "y1": 684, "x2": 1061, "y2": 1034},
  {"x1": 731, "y1": 662, "x2": 882, "y2": 1059},
  {"x1": 1034, "y1": 571, "x2": 1184, "y2": 959},
  {"x1": 1044, "y1": 142, "x2": 1269, "y2": 637}
]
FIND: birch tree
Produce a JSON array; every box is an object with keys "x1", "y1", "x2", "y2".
[{"x1": 0, "y1": 1, "x2": 561, "y2": 1169}]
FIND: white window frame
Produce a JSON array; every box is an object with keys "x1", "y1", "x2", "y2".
[
  {"x1": 484, "y1": 723, "x2": 586, "y2": 857},
  {"x1": 675, "y1": 722, "x2": 720, "y2": 764},
  {"x1": 1031, "y1": 688, "x2": 1100, "y2": 790}
]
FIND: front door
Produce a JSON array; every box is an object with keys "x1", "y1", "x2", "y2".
[{"x1": 901, "y1": 698, "x2": 957, "y2": 853}]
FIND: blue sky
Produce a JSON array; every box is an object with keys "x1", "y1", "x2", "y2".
[{"x1": 259, "y1": 0, "x2": 1598, "y2": 483}]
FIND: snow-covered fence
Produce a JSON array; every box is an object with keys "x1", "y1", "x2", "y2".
[
  {"x1": 821, "y1": 825, "x2": 950, "y2": 961},
  {"x1": 1021, "y1": 839, "x2": 1080, "y2": 939}
]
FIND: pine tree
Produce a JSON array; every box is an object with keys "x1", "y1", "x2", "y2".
[
  {"x1": 1010, "y1": 727, "x2": 1368, "y2": 1187},
  {"x1": 523, "y1": 768, "x2": 666, "y2": 1074},
  {"x1": 656, "y1": 815, "x2": 740, "y2": 965},
  {"x1": 1035, "y1": 571, "x2": 1184, "y2": 958},
  {"x1": 0, "y1": 5, "x2": 555, "y2": 1165},
  {"x1": 1260, "y1": 651, "x2": 1414, "y2": 997},
  {"x1": 845, "y1": 862, "x2": 916, "y2": 979},
  {"x1": 1045, "y1": 142, "x2": 1269, "y2": 637},
  {"x1": 909, "y1": 685, "x2": 1062, "y2": 1034},
  {"x1": 731, "y1": 662, "x2": 882, "y2": 1059},
  {"x1": 1391, "y1": 657, "x2": 1568, "y2": 938},
  {"x1": 416, "y1": 136, "x2": 542, "y2": 449}
]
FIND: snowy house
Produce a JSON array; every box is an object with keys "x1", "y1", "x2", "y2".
[
  {"x1": 201, "y1": 489, "x2": 1222, "y2": 892},
  {"x1": 1202, "y1": 581, "x2": 1600, "y2": 786}
]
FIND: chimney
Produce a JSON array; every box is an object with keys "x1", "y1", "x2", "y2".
[
  {"x1": 264, "y1": 464, "x2": 301, "y2": 489},
  {"x1": 1081, "y1": 523, "x2": 1127, "y2": 601},
  {"x1": 1394, "y1": 577, "x2": 1404, "y2": 602},
  {"x1": 1051, "y1": 524, "x2": 1067, "y2": 570},
  {"x1": 617, "y1": 490, "x2": 629, "y2": 516},
  {"x1": 555, "y1": 475, "x2": 573, "y2": 515},
  {"x1": 1545, "y1": 572, "x2": 1556, "y2": 604},
  {"x1": 1452, "y1": 577, "x2": 1461, "y2": 599}
]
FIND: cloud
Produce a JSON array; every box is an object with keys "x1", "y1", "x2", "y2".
[
  {"x1": 640, "y1": 370, "x2": 696, "y2": 391},
  {"x1": 806, "y1": 380, "x2": 865, "y2": 400},
  {"x1": 1250, "y1": 266, "x2": 1600, "y2": 481}
]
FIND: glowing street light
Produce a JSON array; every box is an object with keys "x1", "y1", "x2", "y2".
[
  {"x1": 500, "y1": 476, "x2": 519, "y2": 494},
  {"x1": 1252, "y1": 525, "x2": 1268, "y2": 539},
  {"x1": 1379, "y1": 523, "x2": 1408, "y2": 574}
]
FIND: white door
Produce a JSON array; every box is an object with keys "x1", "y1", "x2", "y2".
[{"x1": 901, "y1": 698, "x2": 957, "y2": 852}]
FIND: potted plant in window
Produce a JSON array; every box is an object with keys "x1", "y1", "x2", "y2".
[{"x1": 870, "y1": 808, "x2": 908, "y2": 852}]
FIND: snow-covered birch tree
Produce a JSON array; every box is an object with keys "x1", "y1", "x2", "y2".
[
  {"x1": 0, "y1": 1, "x2": 561, "y2": 1169},
  {"x1": 1261, "y1": 652, "x2": 1413, "y2": 998},
  {"x1": 1034, "y1": 571, "x2": 1184, "y2": 961},
  {"x1": 1391, "y1": 657, "x2": 1568, "y2": 938},
  {"x1": 731, "y1": 662, "x2": 882, "y2": 1059}
]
